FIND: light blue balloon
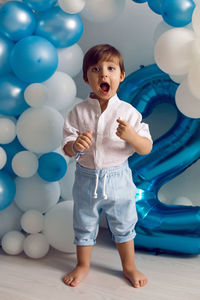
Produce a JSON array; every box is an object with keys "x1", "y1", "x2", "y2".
[
  {"x1": 35, "y1": 6, "x2": 84, "y2": 48},
  {"x1": 0, "y1": 170, "x2": 16, "y2": 210},
  {"x1": 118, "y1": 64, "x2": 200, "y2": 255},
  {"x1": 38, "y1": 152, "x2": 67, "y2": 182},
  {"x1": 1, "y1": 138, "x2": 25, "y2": 177},
  {"x1": 148, "y1": 0, "x2": 163, "y2": 15},
  {"x1": 10, "y1": 35, "x2": 58, "y2": 83},
  {"x1": 0, "y1": 34, "x2": 14, "y2": 76},
  {"x1": 0, "y1": 74, "x2": 29, "y2": 116},
  {"x1": 161, "y1": 0, "x2": 195, "y2": 27},
  {"x1": 22, "y1": 0, "x2": 57, "y2": 12},
  {"x1": 0, "y1": 1, "x2": 36, "y2": 42}
]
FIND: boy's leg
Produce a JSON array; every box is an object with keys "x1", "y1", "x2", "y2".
[
  {"x1": 63, "y1": 245, "x2": 93, "y2": 287},
  {"x1": 116, "y1": 240, "x2": 148, "y2": 288}
]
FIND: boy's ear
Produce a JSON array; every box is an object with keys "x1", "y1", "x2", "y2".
[{"x1": 120, "y1": 72, "x2": 125, "y2": 82}]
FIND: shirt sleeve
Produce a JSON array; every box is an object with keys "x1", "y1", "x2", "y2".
[
  {"x1": 62, "y1": 107, "x2": 80, "y2": 149},
  {"x1": 129, "y1": 107, "x2": 153, "y2": 142}
]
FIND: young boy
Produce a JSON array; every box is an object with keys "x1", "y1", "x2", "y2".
[{"x1": 62, "y1": 44, "x2": 152, "y2": 288}]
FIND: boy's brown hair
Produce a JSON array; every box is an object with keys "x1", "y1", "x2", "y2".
[{"x1": 83, "y1": 44, "x2": 125, "y2": 82}]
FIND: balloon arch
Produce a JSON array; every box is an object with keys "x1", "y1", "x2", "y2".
[{"x1": 0, "y1": 0, "x2": 199, "y2": 257}]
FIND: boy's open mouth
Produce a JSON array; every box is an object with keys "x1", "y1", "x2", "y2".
[{"x1": 100, "y1": 82, "x2": 110, "y2": 93}]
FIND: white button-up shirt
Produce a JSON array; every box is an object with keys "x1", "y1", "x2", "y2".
[{"x1": 63, "y1": 94, "x2": 152, "y2": 169}]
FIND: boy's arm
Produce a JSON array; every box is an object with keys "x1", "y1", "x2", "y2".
[{"x1": 116, "y1": 119, "x2": 152, "y2": 155}]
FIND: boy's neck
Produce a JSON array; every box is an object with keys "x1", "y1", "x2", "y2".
[{"x1": 90, "y1": 92, "x2": 110, "y2": 113}]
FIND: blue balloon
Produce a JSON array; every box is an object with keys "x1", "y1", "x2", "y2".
[
  {"x1": 132, "y1": 0, "x2": 147, "y2": 3},
  {"x1": 118, "y1": 64, "x2": 200, "y2": 255},
  {"x1": 22, "y1": 0, "x2": 57, "y2": 12},
  {"x1": 10, "y1": 35, "x2": 58, "y2": 83},
  {"x1": 38, "y1": 152, "x2": 67, "y2": 182},
  {"x1": 0, "y1": 34, "x2": 14, "y2": 76},
  {"x1": 0, "y1": 1, "x2": 36, "y2": 41},
  {"x1": 161, "y1": 0, "x2": 195, "y2": 27},
  {"x1": 35, "y1": 6, "x2": 84, "y2": 48},
  {"x1": 0, "y1": 74, "x2": 29, "y2": 116},
  {"x1": 1, "y1": 137, "x2": 25, "y2": 177},
  {"x1": 148, "y1": 0, "x2": 162, "y2": 15},
  {"x1": 0, "y1": 170, "x2": 16, "y2": 210}
]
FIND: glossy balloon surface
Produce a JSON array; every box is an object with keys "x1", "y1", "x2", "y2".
[{"x1": 118, "y1": 64, "x2": 200, "y2": 254}]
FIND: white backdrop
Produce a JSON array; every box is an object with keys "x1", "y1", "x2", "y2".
[{"x1": 74, "y1": 1, "x2": 200, "y2": 206}]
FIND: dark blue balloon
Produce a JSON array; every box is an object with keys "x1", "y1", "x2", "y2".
[
  {"x1": 38, "y1": 152, "x2": 67, "y2": 182},
  {"x1": 161, "y1": 0, "x2": 195, "y2": 27},
  {"x1": 118, "y1": 64, "x2": 200, "y2": 255},
  {"x1": 0, "y1": 34, "x2": 14, "y2": 76},
  {"x1": 0, "y1": 170, "x2": 16, "y2": 210},
  {"x1": 0, "y1": 74, "x2": 29, "y2": 116},
  {"x1": 10, "y1": 35, "x2": 58, "y2": 83},
  {"x1": 148, "y1": 0, "x2": 163, "y2": 15},
  {"x1": 132, "y1": 0, "x2": 147, "y2": 3},
  {"x1": 22, "y1": 0, "x2": 57, "y2": 12},
  {"x1": 35, "y1": 6, "x2": 84, "y2": 48},
  {"x1": 0, "y1": 1, "x2": 36, "y2": 41}
]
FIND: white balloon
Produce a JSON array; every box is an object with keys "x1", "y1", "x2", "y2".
[
  {"x1": 192, "y1": 2, "x2": 200, "y2": 36},
  {"x1": 58, "y1": 0, "x2": 85, "y2": 14},
  {"x1": 0, "y1": 202, "x2": 23, "y2": 239},
  {"x1": 24, "y1": 83, "x2": 48, "y2": 108},
  {"x1": 175, "y1": 79, "x2": 200, "y2": 119},
  {"x1": 21, "y1": 210, "x2": 44, "y2": 234},
  {"x1": 57, "y1": 44, "x2": 84, "y2": 77},
  {"x1": 169, "y1": 74, "x2": 187, "y2": 84},
  {"x1": 153, "y1": 20, "x2": 173, "y2": 44},
  {"x1": 171, "y1": 196, "x2": 193, "y2": 206},
  {"x1": 0, "y1": 118, "x2": 16, "y2": 144},
  {"x1": 2, "y1": 231, "x2": 25, "y2": 255},
  {"x1": 14, "y1": 174, "x2": 61, "y2": 213},
  {"x1": 43, "y1": 72, "x2": 77, "y2": 112},
  {"x1": 59, "y1": 159, "x2": 76, "y2": 201},
  {"x1": 43, "y1": 201, "x2": 75, "y2": 253},
  {"x1": 81, "y1": 0, "x2": 126, "y2": 23},
  {"x1": 188, "y1": 62, "x2": 200, "y2": 100},
  {"x1": 16, "y1": 106, "x2": 64, "y2": 154},
  {"x1": 12, "y1": 151, "x2": 38, "y2": 178},
  {"x1": 23, "y1": 233, "x2": 49, "y2": 259},
  {"x1": 154, "y1": 28, "x2": 195, "y2": 75},
  {"x1": 0, "y1": 146, "x2": 7, "y2": 169}
]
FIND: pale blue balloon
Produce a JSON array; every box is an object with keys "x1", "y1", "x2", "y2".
[
  {"x1": 0, "y1": 34, "x2": 14, "y2": 76},
  {"x1": 161, "y1": 0, "x2": 195, "y2": 27},
  {"x1": 0, "y1": 1, "x2": 36, "y2": 42},
  {"x1": 10, "y1": 35, "x2": 58, "y2": 83},
  {"x1": 22, "y1": 0, "x2": 57, "y2": 12},
  {"x1": 0, "y1": 74, "x2": 29, "y2": 116},
  {"x1": 35, "y1": 6, "x2": 84, "y2": 48}
]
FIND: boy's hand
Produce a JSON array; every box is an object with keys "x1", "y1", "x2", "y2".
[
  {"x1": 73, "y1": 130, "x2": 93, "y2": 152},
  {"x1": 116, "y1": 119, "x2": 135, "y2": 142}
]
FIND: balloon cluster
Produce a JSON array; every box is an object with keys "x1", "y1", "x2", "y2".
[
  {"x1": 133, "y1": 0, "x2": 200, "y2": 119},
  {"x1": 0, "y1": 0, "x2": 128, "y2": 258},
  {"x1": 0, "y1": 0, "x2": 87, "y2": 256}
]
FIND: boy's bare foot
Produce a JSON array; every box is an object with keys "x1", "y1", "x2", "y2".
[
  {"x1": 123, "y1": 267, "x2": 148, "y2": 288},
  {"x1": 63, "y1": 265, "x2": 89, "y2": 287}
]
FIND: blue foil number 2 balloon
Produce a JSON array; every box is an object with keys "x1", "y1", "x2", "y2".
[{"x1": 118, "y1": 64, "x2": 200, "y2": 255}]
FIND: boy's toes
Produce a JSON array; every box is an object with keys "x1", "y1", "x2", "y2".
[
  {"x1": 63, "y1": 275, "x2": 73, "y2": 286},
  {"x1": 133, "y1": 280, "x2": 140, "y2": 288},
  {"x1": 70, "y1": 278, "x2": 80, "y2": 287}
]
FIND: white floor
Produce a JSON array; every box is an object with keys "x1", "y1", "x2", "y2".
[{"x1": 0, "y1": 228, "x2": 200, "y2": 300}]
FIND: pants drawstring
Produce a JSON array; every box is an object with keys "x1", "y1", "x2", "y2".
[
  {"x1": 93, "y1": 173, "x2": 108, "y2": 200},
  {"x1": 103, "y1": 173, "x2": 108, "y2": 199},
  {"x1": 93, "y1": 173, "x2": 99, "y2": 198}
]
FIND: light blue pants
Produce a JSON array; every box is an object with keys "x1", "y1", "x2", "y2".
[{"x1": 72, "y1": 161, "x2": 138, "y2": 245}]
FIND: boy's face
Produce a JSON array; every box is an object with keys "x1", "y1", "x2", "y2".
[{"x1": 85, "y1": 56, "x2": 125, "y2": 102}]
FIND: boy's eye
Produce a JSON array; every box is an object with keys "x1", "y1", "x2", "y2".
[
  {"x1": 108, "y1": 66, "x2": 115, "y2": 71},
  {"x1": 91, "y1": 67, "x2": 100, "y2": 72}
]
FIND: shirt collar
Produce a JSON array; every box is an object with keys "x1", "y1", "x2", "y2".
[{"x1": 87, "y1": 93, "x2": 120, "y2": 107}]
